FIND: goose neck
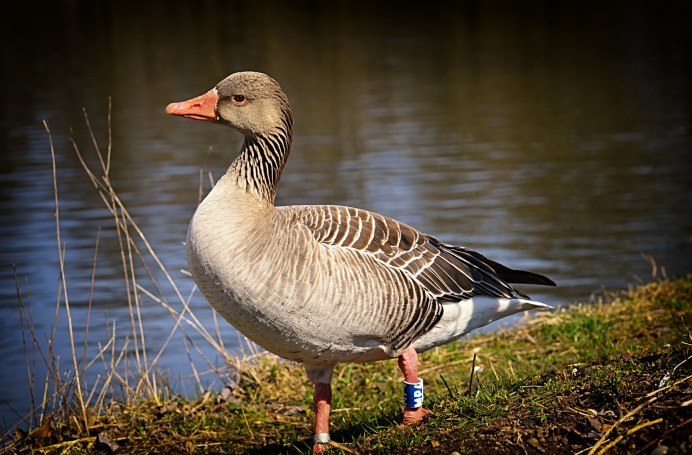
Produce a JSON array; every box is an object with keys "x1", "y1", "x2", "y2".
[{"x1": 228, "y1": 130, "x2": 292, "y2": 205}]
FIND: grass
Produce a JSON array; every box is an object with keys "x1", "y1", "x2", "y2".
[
  {"x1": 6, "y1": 278, "x2": 690, "y2": 454},
  {"x1": 1, "y1": 115, "x2": 690, "y2": 454}
]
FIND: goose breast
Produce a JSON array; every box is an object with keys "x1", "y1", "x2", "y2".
[{"x1": 187, "y1": 187, "x2": 438, "y2": 365}]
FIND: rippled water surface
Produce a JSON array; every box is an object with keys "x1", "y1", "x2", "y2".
[{"x1": 1, "y1": 2, "x2": 690, "y2": 426}]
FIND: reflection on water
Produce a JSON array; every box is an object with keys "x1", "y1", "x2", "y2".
[{"x1": 1, "y1": 1, "x2": 691, "y2": 425}]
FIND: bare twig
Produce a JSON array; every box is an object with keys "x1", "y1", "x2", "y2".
[
  {"x1": 45, "y1": 120, "x2": 89, "y2": 433},
  {"x1": 586, "y1": 396, "x2": 657, "y2": 455},
  {"x1": 80, "y1": 229, "x2": 100, "y2": 401},
  {"x1": 14, "y1": 266, "x2": 37, "y2": 428},
  {"x1": 439, "y1": 374, "x2": 454, "y2": 398},
  {"x1": 467, "y1": 353, "x2": 477, "y2": 397}
]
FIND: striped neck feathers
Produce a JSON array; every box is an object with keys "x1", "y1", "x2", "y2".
[{"x1": 228, "y1": 117, "x2": 293, "y2": 205}]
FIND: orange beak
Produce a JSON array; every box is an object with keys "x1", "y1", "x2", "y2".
[{"x1": 165, "y1": 89, "x2": 219, "y2": 121}]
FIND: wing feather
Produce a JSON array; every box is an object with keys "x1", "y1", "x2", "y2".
[{"x1": 278, "y1": 205, "x2": 554, "y2": 348}]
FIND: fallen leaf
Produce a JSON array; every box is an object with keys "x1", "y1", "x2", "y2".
[
  {"x1": 27, "y1": 415, "x2": 53, "y2": 441},
  {"x1": 96, "y1": 432, "x2": 120, "y2": 453},
  {"x1": 156, "y1": 401, "x2": 179, "y2": 415},
  {"x1": 658, "y1": 372, "x2": 671, "y2": 388},
  {"x1": 220, "y1": 385, "x2": 233, "y2": 401},
  {"x1": 588, "y1": 417, "x2": 602, "y2": 432},
  {"x1": 528, "y1": 437, "x2": 546, "y2": 453},
  {"x1": 282, "y1": 405, "x2": 305, "y2": 416},
  {"x1": 14, "y1": 428, "x2": 27, "y2": 442}
]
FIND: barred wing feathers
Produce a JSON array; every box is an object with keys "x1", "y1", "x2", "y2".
[{"x1": 282, "y1": 205, "x2": 554, "y2": 349}]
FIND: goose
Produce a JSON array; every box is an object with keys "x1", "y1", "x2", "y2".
[{"x1": 165, "y1": 71, "x2": 555, "y2": 453}]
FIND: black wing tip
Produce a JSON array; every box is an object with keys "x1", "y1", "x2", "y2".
[
  {"x1": 494, "y1": 267, "x2": 556, "y2": 287},
  {"x1": 521, "y1": 272, "x2": 557, "y2": 287},
  {"x1": 463, "y1": 249, "x2": 557, "y2": 287}
]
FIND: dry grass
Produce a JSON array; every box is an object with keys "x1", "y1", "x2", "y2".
[
  {"x1": 6, "y1": 275, "x2": 688, "y2": 454},
  {"x1": 2, "y1": 108, "x2": 250, "y2": 452}
]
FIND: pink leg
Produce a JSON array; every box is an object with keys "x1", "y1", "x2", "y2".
[
  {"x1": 312, "y1": 382, "x2": 332, "y2": 453},
  {"x1": 398, "y1": 347, "x2": 429, "y2": 426}
]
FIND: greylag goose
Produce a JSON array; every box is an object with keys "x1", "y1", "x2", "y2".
[{"x1": 165, "y1": 71, "x2": 555, "y2": 453}]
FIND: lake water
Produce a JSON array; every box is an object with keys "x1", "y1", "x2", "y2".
[{"x1": 1, "y1": 2, "x2": 691, "y2": 429}]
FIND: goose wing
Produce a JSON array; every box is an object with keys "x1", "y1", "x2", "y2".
[
  {"x1": 292, "y1": 205, "x2": 544, "y2": 301},
  {"x1": 281, "y1": 205, "x2": 554, "y2": 349}
]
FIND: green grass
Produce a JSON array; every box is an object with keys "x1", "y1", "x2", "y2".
[{"x1": 5, "y1": 276, "x2": 690, "y2": 454}]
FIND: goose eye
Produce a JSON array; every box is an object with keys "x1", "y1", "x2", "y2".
[{"x1": 231, "y1": 94, "x2": 247, "y2": 105}]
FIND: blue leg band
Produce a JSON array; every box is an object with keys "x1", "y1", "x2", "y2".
[{"x1": 403, "y1": 379, "x2": 424, "y2": 408}]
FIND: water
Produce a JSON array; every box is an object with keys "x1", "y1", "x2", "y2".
[{"x1": 1, "y1": 1, "x2": 691, "y2": 428}]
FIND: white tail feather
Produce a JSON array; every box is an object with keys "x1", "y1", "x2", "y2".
[{"x1": 413, "y1": 296, "x2": 553, "y2": 352}]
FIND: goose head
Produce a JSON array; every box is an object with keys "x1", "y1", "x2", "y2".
[{"x1": 165, "y1": 71, "x2": 292, "y2": 137}]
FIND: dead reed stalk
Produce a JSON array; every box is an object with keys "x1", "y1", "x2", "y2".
[{"x1": 3, "y1": 108, "x2": 260, "y2": 449}]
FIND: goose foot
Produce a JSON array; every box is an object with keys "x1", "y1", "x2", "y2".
[{"x1": 401, "y1": 406, "x2": 429, "y2": 426}]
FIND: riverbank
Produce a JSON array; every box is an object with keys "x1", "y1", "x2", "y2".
[{"x1": 4, "y1": 276, "x2": 690, "y2": 454}]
